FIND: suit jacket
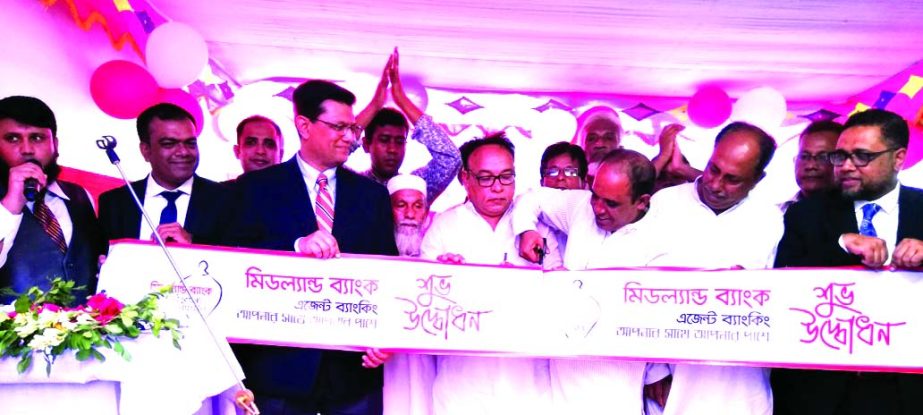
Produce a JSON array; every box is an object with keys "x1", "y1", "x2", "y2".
[
  {"x1": 773, "y1": 185, "x2": 923, "y2": 415},
  {"x1": 227, "y1": 157, "x2": 397, "y2": 402},
  {"x1": 97, "y1": 175, "x2": 232, "y2": 246}
]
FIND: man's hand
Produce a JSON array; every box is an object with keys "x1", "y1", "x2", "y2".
[
  {"x1": 297, "y1": 230, "x2": 341, "y2": 259},
  {"x1": 436, "y1": 253, "x2": 465, "y2": 264},
  {"x1": 842, "y1": 233, "x2": 889, "y2": 268},
  {"x1": 2, "y1": 161, "x2": 47, "y2": 214},
  {"x1": 518, "y1": 230, "x2": 544, "y2": 263},
  {"x1": 388, "y1": 47, "x2": 423, "y2": 122},
  {"x1": 892, "y1": 238, "x2": 923, "y2": 269},
  {"x1": 371, "y1": 54, "x2": 393, "y2": 110},
  {"x1": 155, "y1": 223, "x2": 193, "y2": 244},
  {"x1": 645, "y1": 375, "x2": 672, "y2": 408},
  {"x1": 362, "y1": 348, "x2": 392, "y2": 369}
]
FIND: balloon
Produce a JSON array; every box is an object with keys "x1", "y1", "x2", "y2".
[
  {"x1": 532, "y1": 109, "x2": 578, "y2": 144},
  {"x1": 156, "y1": 89, "x2": 205, "y2": 135},
  {"x1": 732, "y1": 86, "x2": 788, "y2": 132},
  {"x1": 90, "y1": 60, "x2": 159, "y2": 119},
  {"x1": 401, "y1": 77, "x2": 429, "y2": 114},
  {"x1": 145, "y1": 22, "x2": 209, "y2": 88},
  {"x1": 688, "y1": 86, "x2": 732, "y2": 128}
]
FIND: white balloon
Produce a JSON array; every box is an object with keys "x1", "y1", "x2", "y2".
[
  {"x1": 731, "y1": 86, "x2": 787, "y2": 132},
  {"x1": 146, "y1": 22, "x2": 209, "y2": 88}
]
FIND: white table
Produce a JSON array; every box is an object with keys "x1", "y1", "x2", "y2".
[{"x1": 0, "y1": 325, "x2": 245, "y2": 415}]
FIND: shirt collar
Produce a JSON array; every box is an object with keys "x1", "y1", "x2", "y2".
[
  {"x1": 44, "y1": 181, "x2": 69, "y2": 201},
  {"x1": 146, "y1": 174, "x2": 194, "y2": 198},
  {"x1": 296, "y1": 153, "x2": 338, "y2": 188},
  {"x1": 854, "y1": 184, "x2": 900, "y2": 215}
]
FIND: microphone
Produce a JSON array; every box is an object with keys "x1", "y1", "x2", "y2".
[{"x1": 23, "y1": 159, "x2": 43, "y2": 202}]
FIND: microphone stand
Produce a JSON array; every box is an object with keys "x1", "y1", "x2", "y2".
[{"x1": 96, "y1": 136, "x2": 259, "y2": 415}]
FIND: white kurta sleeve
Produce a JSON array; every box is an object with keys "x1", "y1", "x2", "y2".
[{"x1": 0, "y1": 205, "x2": 24, "y2": 267}]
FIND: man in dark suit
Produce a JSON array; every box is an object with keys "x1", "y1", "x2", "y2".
[
  {"x1": 773, "y1": 108, "x2": 923, "y2": 415},
  {"x1": 0, "y1": 95, "x2": 104, "y2": 302},
  {"x1": 228, "y1": 80, "x2": 397, "y2": 414},
  {"x1": 98, "y1": 103, "x2": 230, "y2": 246}
]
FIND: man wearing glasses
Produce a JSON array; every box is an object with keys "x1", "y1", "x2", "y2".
[
  {"x1": 780, "y1": 120, "x2": 843, "y2": 211},
  {"x1": 773, "y1": 109, "x2": 923, "y2": 415},
  {"x1": 228, "y1": 80, "x2": 398, "y2": 415},
  {"x1": 419, "y1": 132, "x2": 555, "y2": 415},
  {"x1": 539, "y1": 141, "x2": 588, "y2": 190}
]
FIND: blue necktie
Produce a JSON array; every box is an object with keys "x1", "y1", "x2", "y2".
[
  {"x1": 859, "y1": 203, "x2": 881, "y2": 237},
  {"x1": 159, "y1": 191, "x2": 182, "y2": 225}
]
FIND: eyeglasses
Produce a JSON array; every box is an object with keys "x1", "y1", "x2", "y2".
[
  {"x1": 315, "y1": 119, "x2": 363, "y2": 138},
  {"x1": 827, "y1": 148, "x2": 898, "y2": 167},
  {"x1": 469, "y1": 172, "x2": 515, "y2": 187},
  {"x1": 542, "y1": 167, "x2": 580, "y2": 178},
  {"x1": 795, "y1": 152, "x2": 830, "y2": 164}
]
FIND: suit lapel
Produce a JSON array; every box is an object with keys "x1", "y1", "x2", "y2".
[
  {"x1": 898, "y1": 186, "x2": 923, "y2": 241},
  {"x1": 128, "y1": 179, "x2": 146, "y2": 238},
  {"x1": 828, "y1": 196, "x2": 858, "y2": 238},
  {"x1": 185, "y1": 176, "x2": 204, "y2": 233},
  {"x1": 282, "y1": 157, "x2": 317, "y2": 235},
  {"x1": 332, "y1": 167, "x2": 356, "y2": 238}
]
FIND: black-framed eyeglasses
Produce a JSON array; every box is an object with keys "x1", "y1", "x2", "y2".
[
  {"x1": 828, "y1": 148, "x2": 898, "y2": 167},
  {"x1": 469, "y1": 172, "x2": 515, "y2": 187},
  {"x1": 795, "y1": 152, "x2": 830, "y2": 164},
  {"x1": 315, "y1": 118, "x2": 363, "y2": 138},
  {"x1": 543, "y1": 167, "x2": 580, "y2": 178}
]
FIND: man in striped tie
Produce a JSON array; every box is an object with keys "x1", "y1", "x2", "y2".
[
  {"x1": 229, "y1": 80, "x2": 398, "y2": 415},
  {"x1": 0, "y1": 96, "x2": 104, "y2": 303}
]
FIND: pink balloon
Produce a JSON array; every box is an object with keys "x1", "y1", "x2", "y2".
[
  {"x1": 688, "y1": 86, "x2": 732, "y2": 128},
  {"x1": 90, "y1": 60, "x2": 159, "y2": 119},
  {"x1": 145, "y1": 22, "x2": 209, "y2": 88},
  {"x1": 156, "y1": 89, "x2": 205, "y2": 135}
]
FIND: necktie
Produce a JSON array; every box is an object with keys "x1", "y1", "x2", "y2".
[
  {"x1": 859, "y1": 203, "x2": 881, "y2": 237},
  {"x1": 315, "y1": 174, "x2": 335, "y2": 233},
  {"x1": 159, "y1": 191, "x2": 182, "y2": 225},
  {"x1": 33, "y1": 194, "x2": 67, "y2": 254}
]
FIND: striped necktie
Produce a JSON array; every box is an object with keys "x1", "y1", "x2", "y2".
[
  {"x1": 33, "y1": 194, "x2": 67, "y2": 254},
  {"x1": 859, "y1": 203, "x2": 881, "y2": 237},
  {"x1": 315, "y1": 174, "x2": 335, "y2": 233}
]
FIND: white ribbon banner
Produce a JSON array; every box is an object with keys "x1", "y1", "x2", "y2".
[{"x1": 98, "y1": 240, "x2": 923, "y2": 373}]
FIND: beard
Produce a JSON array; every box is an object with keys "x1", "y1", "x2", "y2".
[{"x1": 394, "y1": 221, "x2": 424, "y2": 257}]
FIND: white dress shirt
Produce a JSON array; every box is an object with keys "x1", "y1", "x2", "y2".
[
  {"x1": 420, "y1": 201, "x2": 552, "y2": 415},
  {"x1": 851, "y1": 184, "x2": 900, "y2": 264},
  {"x1": 512, "y1": 187, "x2": 659, "y2": 414},
  {"x1": 0, "y1": 182, "x2": 79, "y2": 267},
  {"x1": 640, "y1": 181, "x2": 780, "y2": 415},
  {"x1": 138, "y1": 175, "x2": 193, "y2": 240}
]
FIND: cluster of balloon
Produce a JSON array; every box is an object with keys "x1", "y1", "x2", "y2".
[{"x1": 89, "y1": 22, "x2": 207, "y2": 133}]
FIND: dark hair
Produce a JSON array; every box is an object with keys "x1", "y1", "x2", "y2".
[
  {"x1": 540, "y1": 141, "x2": 588, "y2": 179},
  {"x1": 459, "y1": 131, "x2": 515, "y2": 170},
  {"x1": 236, "y1": 115, "x2": 282, "y2": 143},
  {"x1": 599, "y1": 148, "x2": 655, "y2": 201},
  {"x1": 800, "y1": 120, "x2": 843, "y2": 140},
  {"x1": 292, "y1": 80, "x2": 356, "y2": 120},
  {"x1": 137, "y1": 103, "x2": 196, "y2": 143},
  {"x1": 364, "y1": 107, "x2": 409, "y2": 143},
  {"x1": 843, "y1": 109, "x2": 909, "y2": 149},
  {"x1": 0, "y1": 96, "x2": 57, "y2": 136},
  {"x1": 714, "y1": 121, "x2": 777, "y2": 176}
]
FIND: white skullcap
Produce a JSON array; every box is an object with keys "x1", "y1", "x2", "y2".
[
  {"x1": 387, "y1": 174, "x2": 427, "y2": 198},
  {"x1": 583, "y1": 109, "x2": 622, "y2": 129}
]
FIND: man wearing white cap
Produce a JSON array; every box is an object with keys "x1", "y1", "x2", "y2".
[
  {"x1": 387, "y1": 174, "x2": 433, "y2": 257},
  {"x1": 578, "y1": 109, "x2": 621, "y2": 187}
]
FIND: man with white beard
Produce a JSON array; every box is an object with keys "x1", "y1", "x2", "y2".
[
  {"x1": 365, "y1": 174, "x2": 439, "y2": 415},
  {"x1": 388, "y1": 174, "x2": 432, "y2": 257}
]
